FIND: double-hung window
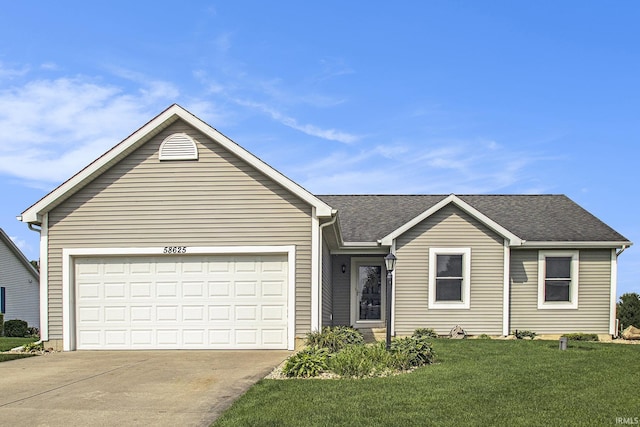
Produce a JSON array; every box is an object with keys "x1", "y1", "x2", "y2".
[
  {"x1": 538, "y1": 250, "x2": 579, "y2": 309},
  {"x1": 429, "y1": 248, "x2": 471, "y2": 309}
]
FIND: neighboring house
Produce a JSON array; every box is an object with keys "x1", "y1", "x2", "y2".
[
  {"x1": 0, "y1": 228, "x2": 40, "y2": 329},
  {"x1": 19, "y1": 105, "x2": 632, "y2": 351}
]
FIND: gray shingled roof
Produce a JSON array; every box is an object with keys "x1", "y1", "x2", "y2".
[{"x1": 317, "y1": 195, "x2": 630, "y2": 244}]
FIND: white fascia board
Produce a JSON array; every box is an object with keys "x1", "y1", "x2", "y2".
[
  {"x1": 521, "y1": 241, "x2": 632, "y2": 249},
  {"x1": 21, "y1": 104, "x2": 334, "y2": 223},
  {"x1": 379, "y1": 194, "x2": 523, "y2": 246}
]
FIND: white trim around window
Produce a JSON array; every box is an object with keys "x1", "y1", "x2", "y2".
[
  {"x1": 537, "y1": 250, "x2": 579, "y2": 310},
  {"x1": 428, "y1": 248, "x2": 471, "y2": 309}
]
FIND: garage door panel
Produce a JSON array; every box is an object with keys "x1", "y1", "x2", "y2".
[
  {"x1": 76, "y1": 254, "x2": 288, "y2": 350},
  {"x1": 131, "y1": 282, "x2": 152, "y2": 298}
]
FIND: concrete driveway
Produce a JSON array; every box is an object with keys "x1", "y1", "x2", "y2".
[{"x1": 0, "y1": 350, "x2": 289, "y2": 426}]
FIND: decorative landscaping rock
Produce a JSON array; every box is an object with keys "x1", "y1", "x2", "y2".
[
  {"x1": 621, "y1": 325, "x2": 640, "y2": 340},
  {"x1": 449, "y1": 325, "x2": 466, "y2": 339}
]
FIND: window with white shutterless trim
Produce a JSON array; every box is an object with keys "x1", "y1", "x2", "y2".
[
  {"x1": 538, "y1": 250, "x2": 579, "y2": 309},
  {"x1": 428, "y1": 248, "x2": 471, "y2": 309},
  {"x1": 159, "y1": 133, "x2": 198, "y2": 160}
]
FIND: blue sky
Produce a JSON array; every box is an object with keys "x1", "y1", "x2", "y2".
[{"x1": 0, "y1": 2, "x2": 638, "y2": 296}]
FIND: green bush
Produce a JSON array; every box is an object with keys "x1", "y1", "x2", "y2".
[
  {"x1": 617, "y1": 292, "x2": 640, "y2": 329},
  {"x1": 412, "y1": 328, "x2": 438, "y2": 339},
  {"x1": 330, "y1": 343, "x2": 394, "y2": 378},
  {"x1": 0, "y1": 313, "x2": 4, "y2": 336},
  {"x1": 23, "y1": 341, "x2": 43, "y2": 352},
  {"x1": 26, "y1": 327, "x2": 39, "y2": 338},
  {"x1": 562, "y1": 333, "x2": 599, "y2": 341},
  {"x1": 390, "y1": 336, "x2": 436, "y2": 369},
  {"x1": 513, "y1": 330, "x2": 537, "y2": 340},
  {"x1": 282, "y1": 347, "x2": 330, "y2": 378},
  {"x1": 305, "y1": 326, "x2": 364, "y2": 353},
  {"x1": 4, "y1": 319, "x2": 28, "y2": 337}
]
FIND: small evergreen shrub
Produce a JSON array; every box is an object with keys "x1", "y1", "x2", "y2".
[
  {"x1": 389, "y1": 336, "x2": 436, "y2": 369},
  {"x1": 513, "y1": 330, "x2": 537, "y2": 340},
  {"x1": 412, "y1": 328, "x2": 438, "y2": 339},
  {"x1": 4, "y1": 319, "x2": 28, "y2": 337},
  {"x1": 282, "y1": 347, "x2": 330, "y2": 378},
  {"x1": 0, "y1": 313, "x2": 4, "y2": 336},
  {"x1": 562, "y1": 333, "x2": 599, "y2": 341},
  {"x1": 26, "y1": 327, "x2": 39, "y2": 338},
  {"x1": 305, "y1": 326, "x2": 364, "y2": 353}
]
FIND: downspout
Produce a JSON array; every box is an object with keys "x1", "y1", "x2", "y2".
[
  {"x1": 28, "y1": 223, "x2": 42, "y2": 233},
  {"x1": 317, "y1": 212, "x2": 338, "y2": 330},
  {"x1": 616, "y1": 244, "x2": 630, "y2": 257}
]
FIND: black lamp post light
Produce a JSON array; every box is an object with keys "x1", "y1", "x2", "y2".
[{"x1": 384, "y1": 253, "x2": 397, "y2": 350}]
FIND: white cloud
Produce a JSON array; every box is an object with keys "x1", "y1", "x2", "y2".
[
  {"x1": 297, "y1": 139, "x2": 545, "y2": 195},
  {"x1": 9, "y1": 235, "x2": 31, "y2": 253},
  {"x1": 234, "y1": 98, "x2": 360, "y2": 143},
  {"x1": 0, "y1": 75, "x2": 180, "y2": 184}
]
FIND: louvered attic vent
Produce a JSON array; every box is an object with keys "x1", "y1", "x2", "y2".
[{"x1": 159, "y1": 133, "x2": 198, "y2": 160}]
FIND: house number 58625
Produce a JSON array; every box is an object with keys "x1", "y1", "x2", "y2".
[{"x1": 163, "y1": 246, "x2": 187, "y2": 254}]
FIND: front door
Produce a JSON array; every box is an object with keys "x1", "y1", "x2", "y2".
[{"x1": 351, "y1": 258, "x2": 385, "y2": 327}]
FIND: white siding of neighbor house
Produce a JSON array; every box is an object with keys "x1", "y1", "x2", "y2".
[
  {"x1": 321, "y1": 239, "x2": 332, "y2": 327},
  {"x1": 46, "y1": 119, "x2": 313, "y2": 340},
  {"x1": 0, "y1": 240, "x2": 40, "y2": 328},
  {"x1": 510, "y1": 249, "x2": 612, "y2": 334},
  {"x1": 394, "y1": 204, "x2": 505, "y2": 336}
]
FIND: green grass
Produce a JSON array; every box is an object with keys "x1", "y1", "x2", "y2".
[
  {"x1": 0, "y1": 337, "x2": 37, "y2": 351},
  {"x1": 213, "y1": 339, "x2": 640, "y2": 426},
  {"x1": 0, "y1": 337, "x2": 39, "y2": 363}
]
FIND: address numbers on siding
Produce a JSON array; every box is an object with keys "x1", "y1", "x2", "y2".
[{"x1": 163, "y1": 246, "x2": 187, "y2": 254}]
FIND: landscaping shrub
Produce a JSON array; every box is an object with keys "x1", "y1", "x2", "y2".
[
  {"x1": 513, "y1": 330, "x2": 537, "y2": 340},
  {"x1": 562, "y1": 333, "x2": 599, "y2": 341},
  {"x1": 282, "y1": 347, "x2": 330, "y2": 378},
  {"x1": 477, "y1": 334, "x2": 492, "y2": 340},
  {"x1": 0, "y1": 313, "x2": 3, "y2": 336},
  {"x1": 330, "y1": 343, "x2": 393, "y2": 378},
  {"x1": 23, "y1": 341, "x2": 43, "y2": 352},
  {"x1": 617, "y1": 292, "x2": 640, "y2": 329},
  {"x1": 389, "y1": 336, "x2": 436, "y2": 369},
  {"x1": 3, "y1": 319, "x2": 28, "y2": 337},
  {"x1": 305, "y1": 326, "x2": 364, "y2": 353},
  {"x1": 412, "y1": 328, "x2": 438, "y2": 339},
  {"x1": 26, "y1": 327, "x2": 39, "y2": 338}
]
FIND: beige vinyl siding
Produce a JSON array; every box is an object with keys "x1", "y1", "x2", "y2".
[
  {"x1": 46, "y1": 119, "x2": 313, "y2": 339},
  {"x1": 321, "y1": 239, "x2": 332, "y2": 327},
  {"x1": 331, "y1": 255, "x2": 351, "y2": 326},
  {"x1": 395, "y1": 204, "x2": 505, "y2": 336},
  {"x1": 510, "y1": 249, "x2": 612, "y2": 334},
  {"x1": 0, "y1": 241, "x2": 39, "y2": 328}
]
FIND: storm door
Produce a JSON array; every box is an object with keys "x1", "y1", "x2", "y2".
[{"x1": 351, "y1": 258, "x2": 385, "y2": 327}]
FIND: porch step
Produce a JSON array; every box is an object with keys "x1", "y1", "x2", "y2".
[{"x1": 359, "y1": 328, "x2": 387, "y2": 343}]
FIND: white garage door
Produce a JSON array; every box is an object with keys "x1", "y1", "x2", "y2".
[{"x1": 75, "y1": 254, "x2": 289, "y2": 350}]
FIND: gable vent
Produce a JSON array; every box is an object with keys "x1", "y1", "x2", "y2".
[{"x1": 159, "y1": 133, "x2": 198, "y2": 161}]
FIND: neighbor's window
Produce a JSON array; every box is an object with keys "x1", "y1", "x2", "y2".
[
  {"x1": 538, "y1": 251, "x2": 579, "y2": 309},
  {"x1": 429, "y1": 248, "x2": 471, "y2": 309},
  {"x1": 1, "y1": 286, "x2": 5, "y2": 313}
]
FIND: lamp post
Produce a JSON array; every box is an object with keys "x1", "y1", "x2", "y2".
[{"x1": 384, "y1": 253, "x2": 397, "y2": 350}]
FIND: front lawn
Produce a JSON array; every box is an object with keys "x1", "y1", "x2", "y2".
[
  {"x1": 213, "y1": 339, "x2": 640, "y2": 426},
  {"x1": 0, "y1": 337, "x2": 37, "y2": 351},
  {"x1": 0, "y1": 337, "x2": 39, "y2": 362}
]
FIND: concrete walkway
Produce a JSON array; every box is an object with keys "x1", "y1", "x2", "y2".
[{"x1": 0, "y1": 350, "x2": 289, "y2": 426}]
